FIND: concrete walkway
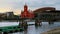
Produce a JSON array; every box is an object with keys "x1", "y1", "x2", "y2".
[{"x1": 41, "y1": 27, "x2": 60, "y2": 34}]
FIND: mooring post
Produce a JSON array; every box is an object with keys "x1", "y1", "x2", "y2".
[
  {"x1": 21, "y1": 21, "x2": 28, "y2": 29},
  {"x1": 19, "y1": 21, "x2": 22, "y2": 28},
  {"x1": 22, "y1": 21, "x2": 27, "y2": 26},
  {"x1": 35, "y1": 19, "x2": 42, "y2": 26},
  {"x1": 24, "y1": 21, "x2": 28, "y2": 29}
]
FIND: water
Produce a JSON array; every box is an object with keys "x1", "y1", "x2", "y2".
[{"x1": 0, "y1": 22, "x2": 60, "y2": 34}]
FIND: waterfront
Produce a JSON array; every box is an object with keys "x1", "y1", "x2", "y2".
[{"x1": 0, "y1": 22, "x2": 60, "y2": 34}]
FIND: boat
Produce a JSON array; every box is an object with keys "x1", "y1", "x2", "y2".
[{"x1": 0, "y1": 22, "x2": 24, "y2": 34}]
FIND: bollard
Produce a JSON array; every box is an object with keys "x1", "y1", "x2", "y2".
[
  {"x1": 35, "y1": 20, "x2": 42, "y2": 26},
  {"x1": 22, "y1": 21, "x2": 28, "y2": 28}
]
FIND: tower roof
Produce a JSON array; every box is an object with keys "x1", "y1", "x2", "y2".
[{"x1": 24, "y1": 3, "x2": 27, "y2": 6}]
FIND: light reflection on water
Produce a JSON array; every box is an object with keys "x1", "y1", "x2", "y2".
[{"x1": 1, "y1": 22, "x2": 60, "y2": 34}]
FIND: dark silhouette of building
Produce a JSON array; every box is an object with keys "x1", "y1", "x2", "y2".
[
  {"x1": 6, "y1": 12, "x2": 14, "y2": 18},
  {"x1": 33, "y1": 7, "x2": 60, "y2": 21},
  {"x1": 33, "y1": 7, "x2": 55, "y2": 13}
]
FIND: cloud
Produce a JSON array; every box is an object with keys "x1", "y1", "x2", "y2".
[{"x1": 0, "y1": 0, "x2": 60, "y2": 11}]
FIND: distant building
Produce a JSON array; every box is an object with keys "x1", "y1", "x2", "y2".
[
  {"x1": 6, "y1": 12, "x2": 14, "y2": 18},
  {"x1": 20, "y1": 4, "x2": 34, "y2": 19},
  {"x1": 33, "y1": 7, "x2": 55, "y2": 13},
  {"x1": 33, "y1": 7, "x2": 60, "y2": 21},
  {"x1": 0, "y1": 13, "x2": 7, "y2": 19}
]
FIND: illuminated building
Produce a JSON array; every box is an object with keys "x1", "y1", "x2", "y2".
[{"x1": 20, "y1": 4, "x2": 34, "y2": 19}]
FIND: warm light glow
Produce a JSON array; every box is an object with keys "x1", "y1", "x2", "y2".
[
  {"x1": 0, "y1": 8, "x2": 12, "y2": 13},
  {"x1": 14, "y1": 9, "x2": 21, "y2": 15},
  {"x1": 0, "y1": 8, "x2": 21, "y2": 15}
]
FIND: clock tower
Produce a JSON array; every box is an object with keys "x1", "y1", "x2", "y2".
[
  {"x1": 24, "y1": 4, "x2": 28, "y2": 12},
  {"x1": 20, "y1": 4, "x2": 34, "y2": 19}
]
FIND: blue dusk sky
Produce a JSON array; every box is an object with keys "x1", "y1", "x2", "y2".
[{"x1": 0, "y1": 0, "x2": 60, "y2": 14}]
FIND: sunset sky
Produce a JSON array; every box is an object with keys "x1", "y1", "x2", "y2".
[{"x1": 0, "y1": 0, "x2": 60, "y2": 15}]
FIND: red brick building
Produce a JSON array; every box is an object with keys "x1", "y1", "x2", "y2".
[{"x1": 20, "y1": 4, "x2": 34, "y2": 19}]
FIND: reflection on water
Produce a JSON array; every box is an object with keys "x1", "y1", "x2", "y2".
[{"x1": 1, "y1": 22, "x2": 60, "y2": 34}]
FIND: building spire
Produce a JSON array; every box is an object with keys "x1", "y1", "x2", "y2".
[
  {"x1": 25, "y1": 2, "x2": 27, "y2": 6},
  {"x1": 24, "y1": 2, "x2": 28, "y2": 12},
  {"x1": 25, "y1": 2, "x2": 26, "y2": 5}
]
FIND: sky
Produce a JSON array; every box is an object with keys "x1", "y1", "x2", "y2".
[{"x1": 0, "y1": 0, "x2": 60, "y2": 15}]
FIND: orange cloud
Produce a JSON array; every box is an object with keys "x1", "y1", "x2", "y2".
[
  {"x1": 14, "y1": 9, "x2": 21, "y2": 15},
  {"x1": 0, "y1": 8, "x2": 12, "y2": 13}
]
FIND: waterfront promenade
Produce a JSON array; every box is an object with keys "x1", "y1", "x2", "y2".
[
  {"x1": 0, "y1": 21, "x2": 60, "y2": 34},
  {"x1": 42, "y1": 27, "x2": 60, "y2": 34}
]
